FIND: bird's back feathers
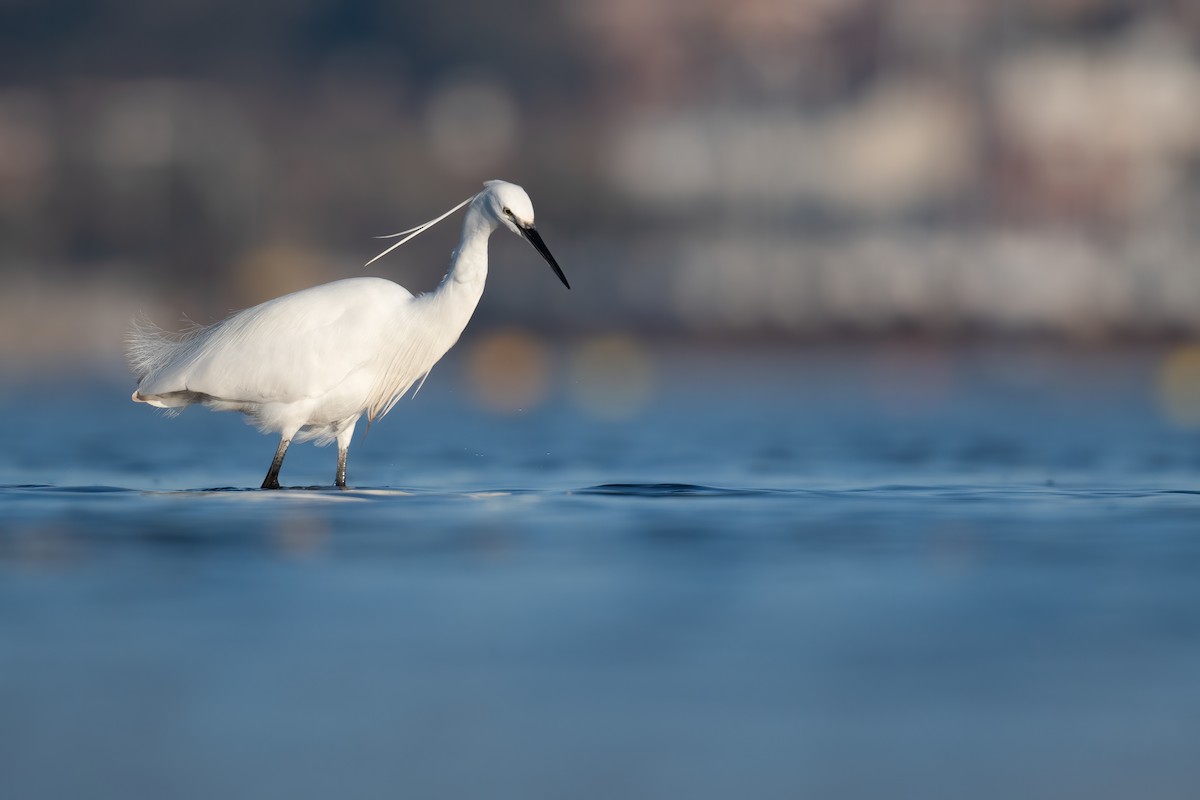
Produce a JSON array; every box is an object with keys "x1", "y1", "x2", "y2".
[{"x1": 128, "y1": 278, "x2": 439, "y2": 429}]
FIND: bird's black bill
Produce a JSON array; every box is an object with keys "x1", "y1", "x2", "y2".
[{"x1": 521, "y1": 226, "x2": 570, "y2": 289}]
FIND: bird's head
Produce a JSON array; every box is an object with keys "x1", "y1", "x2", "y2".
[
  {"x1": 479, "y1": 180, "x2": 570, "y2": 289},
  {"x1": 481, "y1": 180, "x2": 535, "y2": 233}
]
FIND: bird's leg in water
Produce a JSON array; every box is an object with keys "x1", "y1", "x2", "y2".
[
  {"x1": 336, "y1": 447, "x2": 348, "y2": 489},
  {"x1": 334, "y1": 422, "x2": 356, "y2": 489},
  {"x1": 262, "y1": 436, "x2": 291, "y2": 489},
  {"x1": 333, "y1": 422, "x2": 355, "y2": 491}
]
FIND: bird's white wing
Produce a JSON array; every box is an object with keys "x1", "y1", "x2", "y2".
[{"x1": 137, "y1": 278, "x2": 415, "y2": 405}]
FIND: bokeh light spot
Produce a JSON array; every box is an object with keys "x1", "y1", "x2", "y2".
[
  {"x1": 232, "y1": 242, "x2": 326, "y2": 306},
  {"x1": 424, "y1": 77, "x2": 519, "y2": 178},
  {"x1": 464, "y1": 329, "x2": 550, "y2": 413},
  {"x1": 273, "y1": 511, "x2": 328, "y2": 559},
  {"x1": 869, "y1": 342, "x2": 954, "y2": 416},
  {"x1": 568, "y1": 335, "x2": 656, "y2": 420},
  {"x1": 1157, "y1": 344, "x2": 1200, "y2": 428}
]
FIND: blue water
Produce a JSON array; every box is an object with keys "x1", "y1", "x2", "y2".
[{"x1": 2, "y1": 345, "x2": 1199, "y2": 799}]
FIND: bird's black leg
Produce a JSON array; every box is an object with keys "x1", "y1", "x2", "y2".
[
  {"x1": 335, "y1": 446, "x2": 348, "y2": 489},
  {"x1": 262, "y1": 437, "x2": 291, "y2": 490}
]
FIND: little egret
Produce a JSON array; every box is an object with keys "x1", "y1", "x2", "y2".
[{"x1": 127, "y1": 180, "x2": 569, "y2": 489}]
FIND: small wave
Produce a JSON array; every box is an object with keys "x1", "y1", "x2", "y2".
[
  {"x1": 574, "y1": 483, "x2": 774, "y2": 498},
  {"x1": 0, "y1": 484, "x2": 135, "y2": 494}
]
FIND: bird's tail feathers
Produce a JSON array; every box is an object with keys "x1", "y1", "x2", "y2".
[{"x1": 125, "y1": 312, "x2": 204, "y2": 382}]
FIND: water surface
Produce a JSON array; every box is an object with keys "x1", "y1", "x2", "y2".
[{"x1": 2, "y1": 345, "x2": 1199, "y2": 799}]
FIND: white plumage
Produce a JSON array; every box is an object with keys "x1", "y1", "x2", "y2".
[{"x1": 127, "y1": 180, "x2": 569, "y2": 489}]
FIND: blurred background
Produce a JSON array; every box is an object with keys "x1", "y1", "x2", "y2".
[
  {"x1": 2, "y1": 0, "x2": 1200, "y2": 382},
  {"x1": 6, "y1": 5, "x2": 1200, "y2": 799}
]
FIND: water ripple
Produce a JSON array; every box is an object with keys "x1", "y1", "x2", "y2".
[
  {"x1": 575, "y1": 483, "x2": 781, "y2": 497},
  {"x1": 3, "y1": 482, "x2": 1200, "y2": 502}
]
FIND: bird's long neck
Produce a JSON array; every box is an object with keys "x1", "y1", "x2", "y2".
[
  {"x1": 423, "y1": 203, "x2": 495, "y2": 337},
  {"x1": 366, "y1": 199, "x2": 499, "y2": 422},
  {"x1": 441, "y1": 204, "x2": 493, "y2": 292}
]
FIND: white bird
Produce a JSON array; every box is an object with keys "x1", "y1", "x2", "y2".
[{"x1": 127, "y1": 179, "x2": 569, "y2": 489}]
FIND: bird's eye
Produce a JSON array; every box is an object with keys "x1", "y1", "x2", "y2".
[{"x1": 503, "y1": 207, "x2": 512, "y2": 217}]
